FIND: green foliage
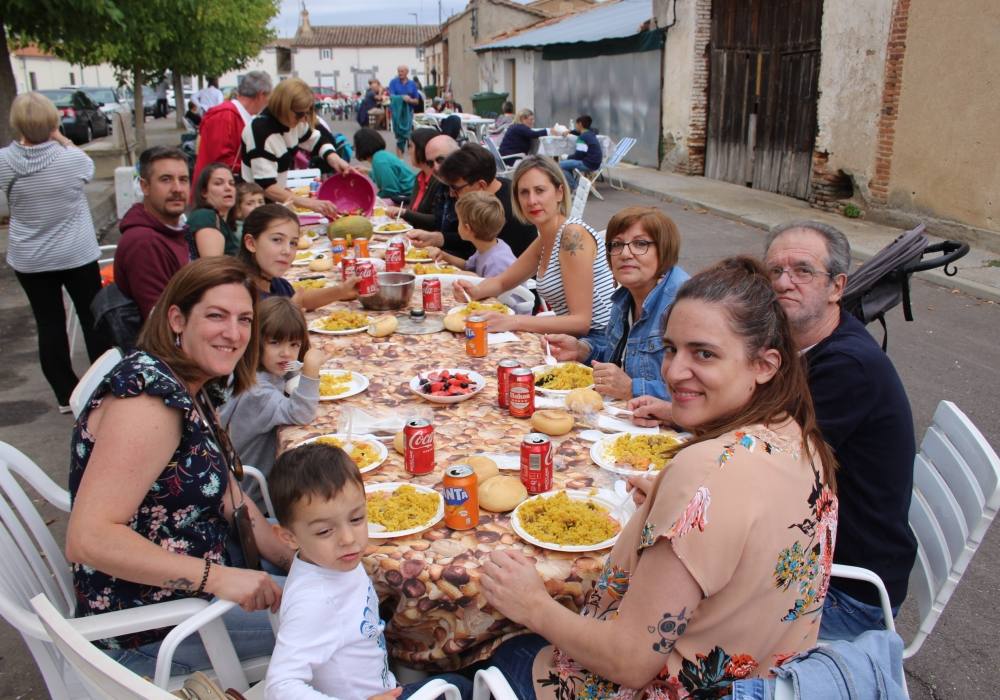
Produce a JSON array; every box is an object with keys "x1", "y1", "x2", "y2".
[{"x1": 842, "y1": 203, "x2": 862, "y2": 219}]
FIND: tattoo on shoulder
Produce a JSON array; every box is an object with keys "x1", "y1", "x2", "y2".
[
  {"x1": 560, "y1": 229, "x2": 584, "y2": 255},
  {"x1": 164, "y1": 577, "x2": 195, "y2": 591},
  {"x1": 648, "y1": 607, "x2": 690, "y2": 654}
]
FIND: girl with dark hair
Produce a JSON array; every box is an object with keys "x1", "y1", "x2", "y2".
[
  {"x1": 352, "y1": 126, "x2": 415, "y2": 203},
  {"x1": 239, "y1": 203, "x2": 357, "y2": 310},
  {"x1": 384, "y1": 127, "x2": 444, "y2": 230},
  {"x1": 479, "y1": 256, "x2": 838, "y2": 699},
  {"x1": 187, "y1": 162, "x2": 238, "y2": 258}
]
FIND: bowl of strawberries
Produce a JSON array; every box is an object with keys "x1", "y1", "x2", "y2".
[{"x1": 409, "y1": 368, "x2": 486, "y2": 404}]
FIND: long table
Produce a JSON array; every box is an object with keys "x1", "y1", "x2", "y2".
[{"x1": 278, "y1": 249, "x2": 620, "y2": 671}]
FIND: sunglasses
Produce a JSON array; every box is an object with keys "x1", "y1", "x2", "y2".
[{"x1": 294, "y1": 109, "x2": 310, "y2": 120}]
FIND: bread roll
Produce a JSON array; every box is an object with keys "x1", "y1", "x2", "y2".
[
  {"x1": 478, "y1": 475, "x2": 527, "y2": 512},
  {"x1": 443, "y1": 312, "x2": 466, "y2": 333},
  {"x1": 565, "y1": 387, "x2": 603, "y2": 413},
  {"x1": 309, "y1": 255, "x2": 333, "y2": 271},
  {"x1": 530, "y1": 409, "x2": 574, "y2": 436},
  {"x1": 367, "y1": 315, "x2": 398, "y2": 338},
  {"x1": 297, "y1": 236, "x2": 312, "y2": 250},
  {"x1": 466, "y1": 455, "x2": 499, "y2": 483},
  {"x1": 393, "y1": 431, "x2": 405, "y2": 455}
]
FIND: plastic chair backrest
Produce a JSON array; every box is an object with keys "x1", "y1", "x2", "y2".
[
  {"x1": 903, "y1": 400, "x2": 1000, "y2": 658},
  {"x1": 32, "y1": 594, "x2": 177, "y2": 700},
  {"x1": 569, "y1": 176, "x2": 591, "y2": 219},
  {"x1": 605, "y1": 137, "x2": 636, "y2": 168},
  {"x1": 482, "y1": 135, "x2": 506, "y2": 172},
  {"x1": 69, "y1": 348, "x2": 124, "y2": 418}
]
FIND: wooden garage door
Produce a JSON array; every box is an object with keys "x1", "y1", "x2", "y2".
[{"x1": 705, "y1": 0, "x2": 823, "y2": 199}]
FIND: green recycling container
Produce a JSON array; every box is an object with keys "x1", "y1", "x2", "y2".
[
  {"x1": 471, "y1": 91, "x2": 509, "y2": 118},
  {"x1": 424, "y1": 85, "x2": 438, "y2": 99}
]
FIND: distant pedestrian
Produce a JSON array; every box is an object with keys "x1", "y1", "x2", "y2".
[
  {"x1": 194, "y1": 77, "x2": 223, "y2": 112},
  {"x1": 154, "y1": 78, "x2": 169, "y2": 118}
]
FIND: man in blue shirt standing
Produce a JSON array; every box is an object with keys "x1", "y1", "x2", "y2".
[
  {"x1": 388, "y1": 65, "x2": 421, "y2": 154},
  {"x1": 559, "y1": 114, "x2": 602, "y2": 191}
]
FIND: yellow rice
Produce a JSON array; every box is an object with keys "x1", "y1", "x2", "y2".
[
  {"x1": 517, "y1": 491, "x2": 619, "y2": 546},
  {"x1": 377, "y1": 222, "x2": 410, "y2": 233},
  {"x1": 608, "y1": 433, "x2": 684, "y2": 471},
  {"x1": 405, "y1": 248, "x2": 432, "y2": 260},
  {"x1": 413, "y1": 263, "x2": 462, "y2": 275},
  {"x1": 293, "y1": 278, "x2": 327, "y2": 290},
  {"x1": 534, "y1": 363, "x2": 594, "y2": 391},
  {"x1": 313, "y1": 436, "x2": 380, "y2": 469},
  {"x1": 316, "y1": 310, "x2": 369, "y2": 331},
  {"x1": 367, "y1": 485, "x2": 440, "y2": 531},
  {"x1": 318, "y1": 372, "x2": 353, "y2": 397}
]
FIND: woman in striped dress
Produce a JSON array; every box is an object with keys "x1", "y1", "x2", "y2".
[{"x1": 453, "y1": 156, "x2": 614, "y2": 337}]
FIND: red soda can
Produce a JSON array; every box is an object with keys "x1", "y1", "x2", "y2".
[
  {"x1": 404, "y1": 418, "x2": 435, "y2": 475},
  {"x1": 356, "y1": 262, "x2": 379, "y2": 296},
  {"x1": 353, "y1": 238, "x2": 369, "y2": 258},
  {"x1": 508, "y1": 367, "x2": 535, "y2": 418},
  {"x1": 497, "y1": 359, "x2": 521, "y2": 409},
  {"x1": 330, "y1": 237, "x2": 347, "y2": 263},
  {"x1": 443, "y1": 465, "x2": 479, "y2": 530},
  {"x1": 422, "y1": 278, "x2": 442, "y2": 312},
  {"x1": 386, "y1": 241, "x2": 405, "y2": 271},
  {"x1": 520, "y1": 433, "x2": 553, "y2": 494},
  {"x1": 341, "y1": 257, "x2": 357, "y2": 281}
]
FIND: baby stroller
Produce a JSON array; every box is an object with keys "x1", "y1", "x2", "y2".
[{"x1": 841, "y1": 224, "x2": 969, "y2": 349}]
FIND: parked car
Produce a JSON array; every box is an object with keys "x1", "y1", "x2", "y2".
[
  {"x1": 122, "y1": 85, "x2": 158, "y2": 117},
  {"x1": 38, "y1": 89, "x2": 110, "y2": 144},
  {"x1": 60, "y1": 85, "x2": 131, "y2": 130}
]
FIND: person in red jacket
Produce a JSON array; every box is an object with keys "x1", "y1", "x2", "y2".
[
  {"x1": 192, "y1": 71, "x2": 272, "y2": 188},
  {"x1": 114, "y1": 147, "x2": 192, "y2": 319}
]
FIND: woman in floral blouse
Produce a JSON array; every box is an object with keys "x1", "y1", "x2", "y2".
[
  {"x1": 66, "y1": 257, "x2": 291, "y2": 677},
  {"x1": 480, "y1": 257, "x2": 839, "y2": 699}
]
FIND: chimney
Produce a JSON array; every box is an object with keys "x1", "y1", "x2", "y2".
[{"x1": 298, "y1": 2, "x2": 313, "y2": 36}]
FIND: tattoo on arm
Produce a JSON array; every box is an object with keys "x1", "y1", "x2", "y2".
[
  {"x1": 163, "y1": 577, "x2": 195, "y2": 591},
  {"x1": 560, "y1": 229, "x2": 583, "y2": 255},
  {"x1": 648, "y1": 607, "x2": 690, "y2": 654}
]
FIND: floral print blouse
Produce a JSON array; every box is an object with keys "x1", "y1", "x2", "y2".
[
  {"x1": 531, "y1": 421, "x2": 838, "y2": 699},
  {"x1": 68, "y1": 351, "x2": 232, "y2": 649}
]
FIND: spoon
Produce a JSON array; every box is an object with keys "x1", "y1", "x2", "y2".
[
  {"x1": 281, "y1": 360, "x2": 304, "y2": 373},
  {"x1": 343, "y1": 408, "x2": 354, "y2": 453},
  {"x1": 613, "y1": 479, "x2": 633, "y2": 521},
  {"x1": 369, "y1": 522, "x2": 388, "y2": 533},
  {"x1": 542, "y1": 337, "x2": 558, "y2": 366}
]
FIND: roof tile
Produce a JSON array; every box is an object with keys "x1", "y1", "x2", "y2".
[{"x1": 293, "y1": 24, "x2": 439, "y2": 48}]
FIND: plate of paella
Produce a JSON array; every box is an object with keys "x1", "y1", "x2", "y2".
[
  {"x1": 297, "y1": 433, "x2": 388, "y2": 474},
  {"x1": 365, "y1": 483, "x2": 444, "y2": 538},
  {"x1": 308, "y1": 309, "x2": 372, "y2": 335},
  {"x1": 510, "y1": 489, "x2": 631, "y2": 553},
  {"x1": 531, "y1": 362, "x2": 594, "y2": 396},
  {"x1": 589, "y1": 431, "x2": 688, "y2": 476}
]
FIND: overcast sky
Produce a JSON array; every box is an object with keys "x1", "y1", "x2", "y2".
[{"x1": 271, "y1": 0, "x2": 504, "y2": 36}]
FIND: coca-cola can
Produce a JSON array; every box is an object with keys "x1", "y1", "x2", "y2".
[
  {"x1": 508, "y1": 367, "x2": 535, "y2": 418},
  {"x1": 386, "y1": 242, "x2": 405, "y2": 272},
  {"x1": 404, "y1": 418, "x2": 435, "y2": 475},
  {"x1": 496, "y1": 359, "x2": 521, "y2": 409},
  {"x1": 340, "y1": 257, "x2": 357, "y2": 281},
  {"x1": 422, "y1": 278, "x2": 442, "y2": 312},
  {"x1": 356, "y1": 262, "x2": 379, "y2": 296},
  {"x1": 520, "y1": 433, "x2": 553, "y2": 494}
]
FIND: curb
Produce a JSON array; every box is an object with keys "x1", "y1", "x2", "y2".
[{"x1": 618, "y1": 177, "x2": 1000, "y2": 305}]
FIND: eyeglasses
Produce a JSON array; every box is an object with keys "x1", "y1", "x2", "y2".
[
  {"x1": 608, "y1": 239, "x2": 655, "y2": 256},
  {"x1": 766, "y1": 265, "x2": 835, "y2": 284},
  {"x1": 431, "y1": 155, "x2": 448, "y2": 165},
  {"x1": 448, "y1": 181, "x2": 473, "y2": 196},
  {"x1": 293, "y1": 109, "x2": 310, "y2": 120}
]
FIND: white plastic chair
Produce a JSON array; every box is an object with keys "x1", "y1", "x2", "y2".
[
  {"x1": 67, "y1": 244, "x2": 117, "y2": 358},
  {"x1": 569, "y1": 176, "x2": 591, "y2": 220},
  {"x1": 0, "y1": 441, "x2": 269, "y2": 696},
  {"x1": 68, "y1": 348, "x2": 123, "y2": 417},
  {"x1": 482, "y1": 135, "x2": 521, "y2": 178},
  {"x1": 472, "y1": 666, "x2": 517, "y2": 700},
  {"x1": 826, "y1": 400, "x2": 1000, "y2": 659},
  {"x1": 577, "y1": 137, "x2": 637, "y2": 201},
  {"x1": 497, "y1": 284, "x2": 535, "y2": 316}
]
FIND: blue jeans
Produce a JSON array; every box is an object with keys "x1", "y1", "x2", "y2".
[
  {"x1": 559, "y1": 159, "x2": 590, "y2": 190},
  {"x1": 727, "y1": 678, "x2": 771, "y2": 699},
  {"x1": 820, "y1": 586, "x2": 900, "y2": 641},
  {"x1": 486, "y1": 633, "x2": 549, "y2": 699},
  {"x1": 401, "y1": 674, "x2": 474, "y2": 699}
]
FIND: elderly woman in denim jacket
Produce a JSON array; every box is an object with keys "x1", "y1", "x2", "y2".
[{"x1": 545, "y1": 207, "x2": 688, "y2": 400}]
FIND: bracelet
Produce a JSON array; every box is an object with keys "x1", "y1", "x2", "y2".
[{"x1": 196, "y1": 559, "x2": 212, "y2": 595}]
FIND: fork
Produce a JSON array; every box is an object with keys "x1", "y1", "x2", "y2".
[{"x1": 542, "y1": 337, "x2": 558, "y2": 366}]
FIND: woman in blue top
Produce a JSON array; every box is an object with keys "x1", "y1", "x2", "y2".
[
  {"x1": 546, "y1": 207, "x2": 688, "y2": 401},
  {"x1": 498, "y1": 109, "x2": 548, "y2": 165},
  {"x1": 353, "y1": 127, "x2": 416, "y2": 204}
]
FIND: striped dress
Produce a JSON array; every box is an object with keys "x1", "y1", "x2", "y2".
[{"x1": 535, "y1": 217, "x2": 614, "y2": 333}]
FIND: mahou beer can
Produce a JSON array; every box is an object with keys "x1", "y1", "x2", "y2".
[
  {"x1": 356, "y1": 262, "x2": 379, "y2": 296},
  {"x1": 520, "y1": 433, "x2": 553, "y2": 494},
  {"x1": 422, "y1": 278, "x2": 442, "y2": 312},
  {"x1": 465, "y1": 315, "x2": 488, "y2": 357},
  {"x1": 340, "y1": 257, "x2": 357, "y2": 281},
  {"x1": 404, "y1": 418, "x2": 435, "y2": 475},
  {"x1": 508, "y1": 367, "x2": 535, "y2": 418},
  {"x1": 330, "y1": 237, "x2": 347, "y2": 263},
  {"x1": 385, "y1": 241, "x2": 405, "y2": 271},
  {"x1": 497, "y1": 359, "x2": 521, "y2": 409},
  {"x1": 353, "y1": 238, "x2": 369, "y2": 258},
  {"x1": 443, "y1": 465, "x2": 479, "y2": 530}
]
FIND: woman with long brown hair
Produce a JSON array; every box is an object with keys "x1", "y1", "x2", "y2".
[{"x1": 480, "y1": 257, "x2": 838, "y2": 699}]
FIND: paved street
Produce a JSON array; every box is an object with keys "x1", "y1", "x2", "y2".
[{"x1": 1, "y1": 153, "x2": 998, "y2": 697}]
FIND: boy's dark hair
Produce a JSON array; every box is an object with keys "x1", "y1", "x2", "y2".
[
  {"x1": 353, "y1": 127, "x2": 386, "y2": 161},
  {"x1": 437, "y1": 143, "x2": 496, "y2": 188},
  {"x1": 576, "y1": 114, "x2": 593, "y2": 130},
  {"x1": 269, "y1": 443, "x2": 364, "y2": 526},
  {"x1": 455, "y1": 191, "x2": 505, "y2": 242},
  {"x1": 138, "y1": 145, "x2": 189, "y2": 181},
  {"x1": 257, "y1": 296, "x2": 310, "y2": 366}
]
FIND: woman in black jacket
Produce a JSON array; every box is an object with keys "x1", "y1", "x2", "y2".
[{"x1": 385, "y1": 128, "x2": 444, "y2": 230}]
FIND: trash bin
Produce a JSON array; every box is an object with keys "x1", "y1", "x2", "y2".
[
  {"x1": 424, "y1": 85, "x2": 438, "y2": 100},
  {"x1": 471, "y1": 91, "x2": 509, "y2": 119}
]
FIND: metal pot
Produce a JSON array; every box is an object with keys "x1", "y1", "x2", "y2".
[{"x1": 358, "y1": 272, "x2": 416, "y2": 310}]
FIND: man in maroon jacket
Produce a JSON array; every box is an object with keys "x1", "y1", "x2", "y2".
[
  {"x1": 192, "y1": 71, "x2": 272, "y2": 187},
  {"x1": 114, "y1": 147, "x2": 191, "y2": 319}
]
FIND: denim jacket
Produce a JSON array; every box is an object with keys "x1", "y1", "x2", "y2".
[{"x1": 583, "y1": 266, "x2": 689, "y2": 400}]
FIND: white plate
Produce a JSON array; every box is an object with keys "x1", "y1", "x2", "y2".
[
  {"x1": 405, "y1": 251, "x2": 434, "y2": 263},
  {"x1": 411, "y1": 264, "x2": 466, "y2": 275},
  {"x1": 310, "y1": 370, "x2": 369, "y2": 401},
  {"x1": 373, "y1": 222, "x2": 414, "y2": 235},
  {"x1": 531, "y1": 362, "x2": 595, "y2": 396},
  {"x1": 409, "y1": 368, "x2": 486, "y2": 404},
  {"x1": 308, "y1": 314, "x2": 372, "y2": 335},
  {"x1": 413, "y1": 273, "x2": 480, "y2": 288},
  {"x1": 589, "y1": 431, "x2": 688, "y2": 476},
  {"x1": 447, "y1": 303, "x2": 515, "y2": 317},
  {"x1": 298, "y1": 433, "x2": 388, "y2": 474},
  {"x1": 292, "y1": 252, "x2": 332, "y2": 267},
  {"x1": 510, "y1": 489, "x2": 631, "y2": 553},
  {"x1": 365, "y1": 482, "x2": 444, "y2": 538}
]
